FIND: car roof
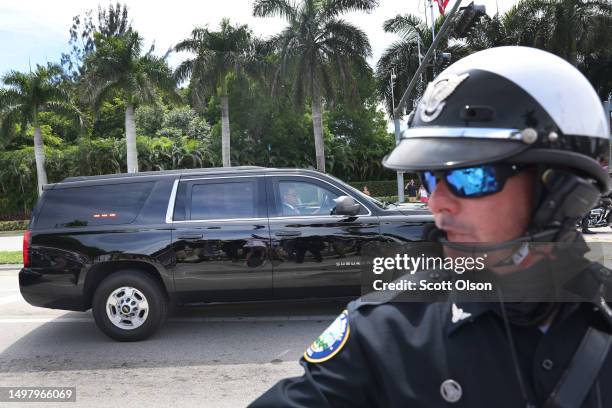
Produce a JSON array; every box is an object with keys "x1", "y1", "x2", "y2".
[{"x1": 53, "y1": 166, "x2": 324, "y2": 187}]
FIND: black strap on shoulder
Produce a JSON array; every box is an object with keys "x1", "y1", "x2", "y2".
[{"x1": 544, "y1": 327, "x2": 612, "y2": 408}]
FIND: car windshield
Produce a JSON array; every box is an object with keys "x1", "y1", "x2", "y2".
[{"x1": 325, "y1": 175, "x2": 389, "y2": 209}]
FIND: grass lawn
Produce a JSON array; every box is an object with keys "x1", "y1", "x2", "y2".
[{"x1": 0, "y1": 251, "x2": 22, "y2": 264}]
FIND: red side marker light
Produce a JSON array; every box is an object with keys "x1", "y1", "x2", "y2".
[{"x1": 23, "y1": 230, "x2": 31, "y2": 267}]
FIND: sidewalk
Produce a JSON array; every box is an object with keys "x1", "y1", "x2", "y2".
[
  {"x1": 0, "y1": 264, "x2": 22, "y2": 270},
  {"x1": 0, "y1": 234, "x2": 22, "y2": 251}
]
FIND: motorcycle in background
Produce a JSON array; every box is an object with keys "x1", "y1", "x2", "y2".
[{"x1": 586, "y1": 194, "x2": 612, "y2": 228}]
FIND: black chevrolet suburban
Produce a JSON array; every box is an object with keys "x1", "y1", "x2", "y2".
[{"x1": 20, "y1": 166, "x2": 432, "y2": 341}]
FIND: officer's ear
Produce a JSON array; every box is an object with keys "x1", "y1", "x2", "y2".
[{"x1": 532, "y1": 168, "x2": 600, "y2": 228}]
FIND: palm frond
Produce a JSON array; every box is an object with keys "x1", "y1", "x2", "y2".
[
  {"x1": 319, "y1": 19, "x2": 372, "y2": 57},
  {"x1": 174, "y1": 60, "x2": 194, "y2": 82},
  {"x1": 0, "y1": 89, "x2": 23, "y2": 112},
  {"x1": 253, "y1": 0, "x2": 298, "y2": 20},
  {"x1": 382, "y1": 14, "x2": 423, "y2": 39},
  {"x1": 45, "y1": 100, "x2": 86, "y2": 129},
  {"x1": 0, "y1": 106, "x2": 21, "y2": 142},
  {"x1": 2, "y1": 71, "x2": 29, "y2": 91},
  {"x1": 320, "y1": 0, "x2": 379, "y2": 20}
]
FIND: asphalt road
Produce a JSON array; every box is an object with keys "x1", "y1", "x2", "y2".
[{"x1": 0, "y1": 268, "x2": 344, "y2": 407}]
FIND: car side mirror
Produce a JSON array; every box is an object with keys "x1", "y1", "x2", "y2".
[{"x1": 333, "y1": 196, "x2": 361, "y2": 216}]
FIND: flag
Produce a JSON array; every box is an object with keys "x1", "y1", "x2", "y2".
[{"x1": 434, "y1": 0, "x2": 450, "y2": 14}]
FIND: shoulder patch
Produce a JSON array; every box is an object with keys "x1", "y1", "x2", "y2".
[{"x1": 304, "y1": 310, "x2": 350, "y2": 363}]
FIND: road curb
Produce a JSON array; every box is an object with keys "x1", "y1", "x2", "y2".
[{"x1": 0, "y1": 264, "x2": 22, "y2": 270}]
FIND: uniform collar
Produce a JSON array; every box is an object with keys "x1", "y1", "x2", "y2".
[{"x1": 445, "y1": 302, "x2": 589, "y2": 337}]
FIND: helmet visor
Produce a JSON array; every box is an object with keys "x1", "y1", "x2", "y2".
[{"x1": 383, "y1": 133, "x2": 529, "y2": 172}]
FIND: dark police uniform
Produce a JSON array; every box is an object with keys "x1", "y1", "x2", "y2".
[{"x1": 249, "y1": 260, "x2": 612, "y2": 407}]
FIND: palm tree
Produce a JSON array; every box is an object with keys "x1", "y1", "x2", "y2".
[
  {"x1": 0, "y1": 64, "x2": 82, "y2": 195},
  {"x1": 81, "y1": 30, "x2": 178, "y2": 173},
  {"x1": 253, "y1": 0, "x2": 376, "y2": 173},
  {"x1": 468, "y1": 0, "x2": 612, "y2": 97},
  {"x1": 376, "y1": 14, "x2": 470, "y2": 116},
  {"x1": 174, "y1": 19, "x2": 258, "y2": 167},
  {"x1": 504, "y1": 0, "x2": 611, "y2": 67}
]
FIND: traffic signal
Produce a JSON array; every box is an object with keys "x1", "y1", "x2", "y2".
[{"x1": 453, "y1": 2, "x2": 486, "y2": 37}]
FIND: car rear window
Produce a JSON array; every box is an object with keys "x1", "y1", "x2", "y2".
[
  {"x1": 189, "y1": 181, "x2": 256, "y2": 220},
  {"x1": 34, "y1": 182, "x2": 155, "y2": 229}
]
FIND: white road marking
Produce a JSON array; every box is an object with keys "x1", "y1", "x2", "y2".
[
  {"x1": 0, "y1": 315, "x2": 337, "y2": 324},
  {"x1": 274, "y1": 349, "x2": 292, "y2": 359},
  {"x1": 0, "y1": 317, "x2": 91, "y2": 323},
  {"x1": 0, "y1": 294, "x2": 23, "y2": 305}
]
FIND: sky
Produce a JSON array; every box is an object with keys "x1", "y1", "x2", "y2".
[{"x1": 0, "y1": 0, "x2": 519, "y2": 76}]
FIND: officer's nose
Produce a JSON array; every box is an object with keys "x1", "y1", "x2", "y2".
[{"x1": 428, "y1": 179, "x2": 460, "y2": 215}]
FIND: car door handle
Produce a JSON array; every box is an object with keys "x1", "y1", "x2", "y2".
[
  {"x1": 275, "y1": 231, "x2": 302, "y2": 237},
  {"x1": 177, "y1": 233, "x2": 204, "y2": 240}
]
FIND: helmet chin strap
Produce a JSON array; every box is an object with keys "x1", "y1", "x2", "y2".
[
  {"x1": 434, "y1": 228, "x2": 559, "y2": 252},
  {"x1": 427, "y1": 221, "x2": 580, "y2": 269},
  {"x1": 427, "y1": 225, "x2": 560, "y2": 253}
]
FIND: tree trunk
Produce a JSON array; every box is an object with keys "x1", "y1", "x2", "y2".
[
  {"x1": 125, "y1": 103, "x2": 138, "y2": 173},
  {"x1": 221, "y1": 94, "x2": 231, "y2": 167},
  {"x1": 33, "y1": 126, "x2": 48, "y2": 196},
  {"x1": 311, "y1": 87, "x2": 326, "y2": 173}
]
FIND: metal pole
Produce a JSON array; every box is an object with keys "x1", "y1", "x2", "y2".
[
  {"x1": 429, "y1": 0, "x2": 436, "y2": 39},
  {"x1": 417, "y1": 36, "x2": 423, "y2": 65},
  {"x1": 394, "y1": 118, "x2": 405, "y2": 203},
  {"x1": 393, "y1": 0, "x2": 463, "y2": 118},
  {"x1": 417, "y1": 36, "x2": 424, "y2": 105},
  {"x1": 390, "y1": 70, "x2": 405, "y2": 203},
  {"x1": 605, "y1": 98, "x2": 611, "y2": 166},
  {"x1": 390, "y1": 69, "x2": 396, "y2": 112},
  {"x1": 429, "y1": 0, "x2": 437, "y2": 76}
]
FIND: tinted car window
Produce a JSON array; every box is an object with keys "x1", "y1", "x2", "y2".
[
  {"x1": 35, "y1": 182, "x2": 155, "y2": 229},
  {"x1": 189, "y1": 181, "x2": 256, "y2": 220},
  {"x1": 278, "y1": 180, "x2": 339, "y2": 216}
]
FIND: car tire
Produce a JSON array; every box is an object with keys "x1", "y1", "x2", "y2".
[{"x1": 92, "y1": 270, "x2": 168, "y2": 342}]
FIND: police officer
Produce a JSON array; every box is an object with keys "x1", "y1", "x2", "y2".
[{"x1": 249, "y1": 46, "x2": 612, "y2": 407}]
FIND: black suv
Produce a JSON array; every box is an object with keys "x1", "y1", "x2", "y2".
[{"x1": 20, "y1": 166, "x2": 432, "y2": 341}]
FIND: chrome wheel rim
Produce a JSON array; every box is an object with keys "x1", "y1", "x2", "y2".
[{"x1": 106, "y1": 286, "x2": 149, "y2": 330}]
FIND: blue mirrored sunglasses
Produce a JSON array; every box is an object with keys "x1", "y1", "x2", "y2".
[{"x1": 418, "y1": 164, "x2": 523, "y2": 199}]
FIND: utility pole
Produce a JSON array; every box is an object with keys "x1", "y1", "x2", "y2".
[
  {"x1": 390, "y1": 69, "x2": 405, "y2": 203},
  {"x1": 605, "y1": 96, "x2": 612, "y2": 166},
  {"x1": 415, "y1": 35, "x2": 425, "y2": 108},
  {"x1": 428, "y1": 0, "x2": 437, "y2": 76}
]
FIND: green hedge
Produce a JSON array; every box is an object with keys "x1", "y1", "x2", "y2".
[
  {"x1": 349, "y1": 180, "x2": 395, "y2": 197},
  {"x1": 0, "y1": 136, "x2": 217, "y2": 218},
  {"x1": 0, "y1": 220, "x2": 29, "y2": 231},
  {"x1": 0, "y1": 211, "x2": 31, "y2": 222},
  {"x1": 374, "y1": 195, "x2": 399, "y2": 203},
  {"x1": 349, "y1": 177, "x2": 418, "y2": 197}
]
